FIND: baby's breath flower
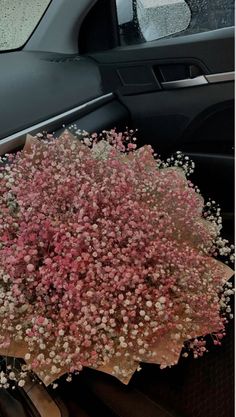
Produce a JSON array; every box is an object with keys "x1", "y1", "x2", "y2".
[{"x1": 0, "y1": 128, "x2": 233, "y2": 388}]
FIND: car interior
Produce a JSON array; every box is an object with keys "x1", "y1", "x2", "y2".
[{"x1": 0, "y1": 0, "x2": 234, "y2": 416}]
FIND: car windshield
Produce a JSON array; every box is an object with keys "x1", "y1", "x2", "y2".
[{"x1": 0, "y1": 0, "x2": 51, "y2": 51}]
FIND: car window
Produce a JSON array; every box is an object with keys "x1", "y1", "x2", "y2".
[
  {"x1": 0, "y1": 0, "x2": 51, "y2": 51},
  {"x1": 116, "y1": 0, "x2": 235, "y2": 45}
]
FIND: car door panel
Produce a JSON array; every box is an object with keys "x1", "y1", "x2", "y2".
[
  {"x1": 88, "y1": 27, "x2": 234, "y2": 152},
  {"x1": 116, "y1": 83, "x2": 233, "y2": 154}
]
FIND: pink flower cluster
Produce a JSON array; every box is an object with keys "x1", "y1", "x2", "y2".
[{"x1": 0, "y1": 129, "x2": 233, "y2": 387}]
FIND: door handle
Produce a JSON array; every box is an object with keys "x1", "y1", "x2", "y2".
[
  {"x1": 161, "y1": 71, "x2": 234, "y2": 90},
  {"x1": 161, "y1": 75, "x2": 208, "y2": 89}
]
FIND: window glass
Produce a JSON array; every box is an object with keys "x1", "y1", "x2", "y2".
[
  {"x1": 0, "y1": 0, "x2": 51, "y2": 51},
  {"x1": 116, "y1": 0, "x2": 235, "y2": 45}
]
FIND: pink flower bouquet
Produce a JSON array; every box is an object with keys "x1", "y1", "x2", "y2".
[{"x1": 0, "y1": 129, "x2": 233, "y2": 388}]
